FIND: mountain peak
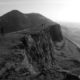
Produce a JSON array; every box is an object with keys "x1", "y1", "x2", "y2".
[
  {"x1": 10, "y1": 10, "x2": 21, "y2": 13},
  {"x1": 8, "y1": 10, "x2": 22, "y2": 15},
  {"x1": 0, "y1": 10, "x2": 30, "y2": 33},
  {"x1": 1, "y1": 10, "x2": 23, "y2": 18},
  {"x1": 3, "y1": 10, "x2": 23, "y2": 17}
]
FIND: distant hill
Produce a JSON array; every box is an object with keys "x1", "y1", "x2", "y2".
[
  {"x1": 0, "y1": 10, "x2": 31, "y2": 33},
  {"x1": 0, "y1": 10, "x2": 56, "y2": 34},
  {"x1": 25, "y1": 13, "x2": 56, "y2": 29}
]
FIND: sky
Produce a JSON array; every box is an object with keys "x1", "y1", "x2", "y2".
[{"x1": 0, "y1": 0, "x2": 80, "y2": 22}]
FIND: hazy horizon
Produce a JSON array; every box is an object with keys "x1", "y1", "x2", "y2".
[{"x1": 0, "y1": 0, "x2": 80, "y2": 23}]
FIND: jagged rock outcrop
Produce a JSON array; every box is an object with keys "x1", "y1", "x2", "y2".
[{"x1": 0, "y1": 10, "x2": 80, "y2": 80}]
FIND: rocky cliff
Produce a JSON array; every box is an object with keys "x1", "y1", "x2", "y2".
[{"x1": 0, "y1": 10, "x2": 80, "y2": 80}]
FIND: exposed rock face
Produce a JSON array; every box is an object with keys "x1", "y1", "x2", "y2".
[{"x1": 0, "y1": 10, "x2": 80, "y2": 80}]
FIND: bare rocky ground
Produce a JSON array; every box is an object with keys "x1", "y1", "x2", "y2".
[{"x1": 0, "y1": 10, "x2": 80, "y2": 80}]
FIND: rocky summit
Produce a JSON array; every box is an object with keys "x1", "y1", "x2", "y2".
[{"x1": 0, "y1": 10, "x2": 80, "y2": 80}]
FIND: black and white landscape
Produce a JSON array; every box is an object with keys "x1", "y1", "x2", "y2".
[{"x1": 0, "y1": 10, "x2": 80, "y2": 80}]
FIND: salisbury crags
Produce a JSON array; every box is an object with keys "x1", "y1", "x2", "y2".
[{"x1": 0, "y1": 10, "x2": 80, "y2": 80}]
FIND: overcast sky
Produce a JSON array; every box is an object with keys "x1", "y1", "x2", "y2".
[{"x1": 0, "y1": 0, "x2": 80, "y2": 22}]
